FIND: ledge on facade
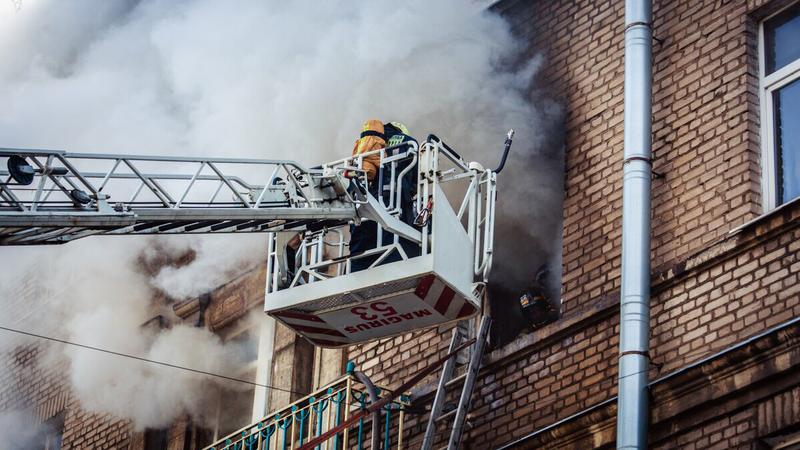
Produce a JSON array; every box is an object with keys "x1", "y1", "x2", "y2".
[
  {"x1": 496, "y1": 317, "x2": 800, "y2": 449},
  {"x1": 171, "y1": 263, "x2": 266, "y2": 330},
  {"x1": 172, "y1": 297, "x2": 201, "y2": 319},
  {"x1": 652, "y1": 195, "x2": 800, "y2": 293},
  {"x1": 408, "y1": 292, "x2": 618, "y2": 403}
]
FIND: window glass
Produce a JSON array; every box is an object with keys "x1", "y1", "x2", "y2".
[
  {"x1": 774, "y1": 78, "x2": 800, "y2": 203},
  {"x1": 217, "y1": 380, "x2": 256, "y2": 438},
  {"x1": 765, "y1": 3, "x2": 800, "y2": 74},
  {"x1": 229, "y1": 328, "x2": 259, "y2": 363}
]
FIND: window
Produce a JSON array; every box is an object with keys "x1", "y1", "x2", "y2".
[
  {"x1": 41, "y1": 432, "x2": 62, "y2": 450},
  {"x1": 143, "y1": 428, "x2": 168, "y2": 450},
  {"x1": 40, "y1": 413, "x2": 64, "y2": 450},
  {"x1": 211, "y1": 326, "x2": 259, "y2": 440},
  {"x1": 760, "y1": 2, "x2": 800, "y2": 209}
]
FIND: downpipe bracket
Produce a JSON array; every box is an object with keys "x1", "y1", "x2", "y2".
[
  {"x1": 624, "y1": 21, "x2": 652, "y2": 31},
  {"x1": 622, "y1": 156, "x2": 652, "y2": 166},
  {"x1": 619, "y1": 350, "x2": 651, "y2": 359}
]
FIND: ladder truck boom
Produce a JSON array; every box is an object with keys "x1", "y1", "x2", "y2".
[
  {"x1": 0, "y1": 148, "x2": 359, "y2": 245},
  {"x1": 0, "y1": 133, "x2": 509, "y2": 346}
]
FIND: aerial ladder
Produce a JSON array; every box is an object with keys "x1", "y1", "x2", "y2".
[{"x1": 0, "y1": 133, "x2": 509, "y2": 347}]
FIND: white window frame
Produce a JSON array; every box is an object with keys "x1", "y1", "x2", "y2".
[{"x1": 759, "y1": 1, "x2": 800, "y2": 210}]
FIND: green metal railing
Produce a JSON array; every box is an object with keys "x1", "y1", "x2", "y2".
[{"x1": 205, "y1": 372, "x2": 409, "y2": 450}]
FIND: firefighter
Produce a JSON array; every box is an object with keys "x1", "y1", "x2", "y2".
[
  {"x1": 348, "y1": 119, "x2": 386, "y2": 183},
  {"x1": 383, "y1": 121, "x2": 422, "y2": 262},
  {"x1": 348, "y1": 119, "x2": 385, "y2": 272},
  {"x1": 349, "y1": 119, "x2": 420, "y2": 272},
  {"x1": 382, "y1": 122, "x2": 419, "y2": 226}
]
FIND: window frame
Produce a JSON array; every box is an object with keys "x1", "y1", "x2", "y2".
[
  {"x1": 210, "y1": 323, "x2": 257, "y2": 441},
  {"x1": 758, "y1": 1, "x2": 800, "y2": 210},
  {"x1": 209, "y1": 319, "x2": 276, "y2": 441}
]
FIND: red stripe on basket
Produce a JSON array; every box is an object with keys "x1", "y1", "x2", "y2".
[
  {"x1": 457, "y1": 303, "x2": 475, "y2": 318},
  {"x1": 272, "y1": 310, "x2": 325, "y2": 323},
  {"x1": 434, "y1": 286, "x2": 455, "y2": 316},
  {"x1": 415, "y1": 275, "x2": 436, "y2": 299},
  {"x1": 291, "y1": 324, "x2": 346, "y2": 337}
]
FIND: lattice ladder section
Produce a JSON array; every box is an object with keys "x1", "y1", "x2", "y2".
[
  {"x1": 0, "y1": 148, "x2": 357, "y2": 245},
  {"x1": 421, "y1": 315, "x2": 491, "y2": 450}
]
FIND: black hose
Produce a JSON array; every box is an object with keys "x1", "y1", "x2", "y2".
[
  {"x1": 494, "y1": 129, "x2": 514, "y2": 174},
  {"x1": 426, "y1": 134, "x2": 463, "y2": 161}
]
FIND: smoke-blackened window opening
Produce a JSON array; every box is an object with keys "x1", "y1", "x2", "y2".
[
  {"x1": 143, "y1": 427, "x2": 168, "y2": 450},
  {"x1": 487, "y1": 260, "x2": 562, "y2": 349},
  {"x1": 38, "y1": 412, "x2": 65, "y2": 450},
  {"x1": 187, "y1": 424, "x2": 215, "y2": 450}
]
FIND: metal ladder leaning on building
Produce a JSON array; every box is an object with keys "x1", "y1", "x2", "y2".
[{"x1": 421, "y1": 315, "x2": 491, "y2": 450}]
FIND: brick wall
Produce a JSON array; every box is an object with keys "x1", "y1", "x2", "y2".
[
  {"x1": 653, "y1": 410, "x2": 758, "y2": 450},
  {"x1": 651, "y1": 384, "x2": 800, "y2": 449},
  {"x1": 0, "y1": 344, "x2": 133, "y2": 449},
  {"x1": 494, "y1": 0, "x2": 794, "y2": 316},
  {"x1": 2, "y1": 0, "x2": 798, "y2": 448},
  {"x1": 344, "y1": 0, "x2": 800, "y2": 448}
]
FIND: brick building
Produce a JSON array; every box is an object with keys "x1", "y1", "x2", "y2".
[
  {"x1": 2, "y1": 0, "x2": 800, "y2": 449},
  {"x1": 351, "y1": 0, "x2": 800, "y2": 447}
]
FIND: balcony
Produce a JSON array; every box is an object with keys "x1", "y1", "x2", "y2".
[{"x1": 205, "y1": 370, "x2": 409, "y2": 450}]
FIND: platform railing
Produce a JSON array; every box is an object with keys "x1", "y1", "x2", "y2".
[
  {"x1": 205, "y1": 372, "x2": 408, "y2": 450},
  {"x1": 264, "y1": 137, "x2": 498, "y2": 298}
]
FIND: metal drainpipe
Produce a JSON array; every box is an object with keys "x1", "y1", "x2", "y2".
[{"x1": 617, "y1": 1, "x2": 653, "y2": 449}]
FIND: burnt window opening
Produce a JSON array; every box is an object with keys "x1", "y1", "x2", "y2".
[
  {"x1": 39, "y1": 412, "x2": 65, "y2": 450},
  {"x1": 143, "y1": 428, "x2": 169, "y2": 450}
]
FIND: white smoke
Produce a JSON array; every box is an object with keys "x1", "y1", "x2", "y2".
[
  {"x1": 68, "y1": 325, "x2": 239, "y2": 429},
  {"x1": 143, "y1": 235, "x2": 261, "y2": 299},
  {"x1": 0, "y1": 410, "x2": 47, "y2": 450},
  {"x1": 0, "y1": 0, "x2": 562, "y2": 430}
]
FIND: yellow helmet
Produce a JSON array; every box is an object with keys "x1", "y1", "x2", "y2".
[{"x1": 388, "y1": 121, "x2": 409, "y2": 135}]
